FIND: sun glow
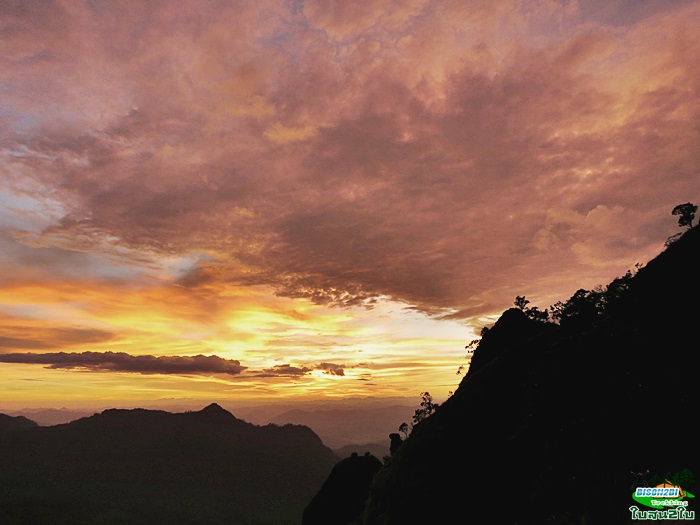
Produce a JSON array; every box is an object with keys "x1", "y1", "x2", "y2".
[{"x1": 0, "y1": 268, "x2": 475, "y2": 406}]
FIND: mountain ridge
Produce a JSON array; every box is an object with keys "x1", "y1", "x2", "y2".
[
  {"x1": 0, "y1": 413, "x2": 38, "y2": 432},
  {"x1": 0, "y1": 402, "x2": 337, "y2": 524}
]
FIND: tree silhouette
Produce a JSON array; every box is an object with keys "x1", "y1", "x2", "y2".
[
  {"x1": 412, "y1": 391, "x2": 440, "y2": 425},
  {"x1": 398, "y1": 392, "x2": 441, "y2": 439},
  {"x1": 514, "y1": 296, "x2": 549, "y2": 322},
  {"x1": 672, "y1": 202, "x2": 697, "y2": 229},
  {"x1": 514, "y1": 296, "x2": 530, "y2": 310}
]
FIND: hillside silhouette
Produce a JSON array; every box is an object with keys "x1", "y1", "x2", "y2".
[
  {"x1": 0, "y1": 413, "x2": 37, "y2": 432},
  {"x1": 0, "y1": 403, "x2": 337, "y2": 525},
  {"x1": 302, "y1": 452, "x2": 383, "y2": 525},
  {"x1": 304, "y1": 226, "x2": 699, "y2": 524},
  {"x1": 3, "y1": 408, "x2": 93, "y2": 426}
]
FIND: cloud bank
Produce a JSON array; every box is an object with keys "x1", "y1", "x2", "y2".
[
  {"x1": 0, "y1": 352, "x2": 246, "y2": 376},
  {"x1": 2, "y1": 1, "x2": 698, "y2": 317}
]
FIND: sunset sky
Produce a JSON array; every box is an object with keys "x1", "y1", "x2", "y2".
[{"x1": 1, "y1": 0, "x2": 698, "y2": 409}]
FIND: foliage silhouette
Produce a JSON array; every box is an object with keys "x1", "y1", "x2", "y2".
[
  {"x1": 514, "y1": 295, "x2": 529, "y2": 310},
  {"x1": 412, "y1": 391, "x2": 440, "y2": 424},
  {"x1": 672, "y1": 202, "x2": 697, "y2": 229},
  {"x1": 512, "y1": 264, "x2": 639, "y2": 329},
  {"x1": 396, "y1": 391, "x2": 441, "y2": 439}
]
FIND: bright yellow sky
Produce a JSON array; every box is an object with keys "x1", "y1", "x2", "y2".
[
  {"x1": 0, "y1": 270, "x2": 482, "y2": 407},
  {"x1": 0, "y1": 247, "x2": 488, "y2": 407}
]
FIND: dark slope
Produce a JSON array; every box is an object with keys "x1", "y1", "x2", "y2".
[
  {"x1": 361, "y1": 227, "x2": 699, "y2": 525},
  {"x1": 0, "y1": 413, "x2": 38, "y2": 431},
  {"x1": 0, "y1": 403, "x2": 337, "y2": 525},
  {"x1": 3, "y1": 408, "x2": 91, "y2": 426},
  {"x1": 302, "y1": 452, "x2": 384, "y2": 525}
]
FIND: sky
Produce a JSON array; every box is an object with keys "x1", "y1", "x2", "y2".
[{"x1": 1, "y1": 0, "x2": 699, "y2": 409}]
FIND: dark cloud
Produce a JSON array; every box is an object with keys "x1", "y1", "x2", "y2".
[
  {"x1": 253, "y1": 362, "x2": 346, "y2": 377},
  {"x1": 255, "y1": 364, "x2": 313, "y2": 377},
  {"x1": 0, "y1": 351, "x2": 246, "y2": 376},
  {"x1": 317, "y1": 362, "x2": 346, "y2": 376}
]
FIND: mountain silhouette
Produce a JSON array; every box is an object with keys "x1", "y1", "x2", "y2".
[
  {"x1": 198, "y1": 401, "x2": 237, "y2": 418},
  {"x1": 306, "y1": 226, "x2": 699, "y2": 524},
  {"x1": 302, "y1": 452, "x2": 383, "y2": 525},
  {"x1": 0, "y1": 404, "x2": 337, "y2": 525},
  {"x1": 0, "y1": 413, "x2": 38, "y2": 432},
  {"x1": 3, "y1": 408, "x2": 90, "y2": 426}
]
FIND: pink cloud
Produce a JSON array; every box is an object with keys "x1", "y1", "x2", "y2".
[{"x1": 1, "y1": 0, "x2": 699, "y2": 321}]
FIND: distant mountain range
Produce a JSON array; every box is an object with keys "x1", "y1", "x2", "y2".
[
  {"x1": 266, "y1": 405, "x2": 415, "y2": 450},
  {"x1": 0, "y1": 403, "x2": 338, "y2": 525},
  {"x1": 3, "y1": 401, "x2": 416, "y2": 456},
  {"x1": 3, "y1": 407, "x2": 94, "y2": 426},
  {"x1": 303, "y1": 226, "x2": 700, "y2": 524}
]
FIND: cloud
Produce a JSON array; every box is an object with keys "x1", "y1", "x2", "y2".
[
  {"x1": 1, "y1": 0, "x2": 699, "y2": 323},
  {"x1": 0, "y1": 351, "x2": 246, "y2": 376},
  {"x1": 534, "y1": 205, "x2": 655, "y2": 267},
  {"x1": 317, "y1": 362, "x2": 346, "y2": 376},
  {"x1": 253, "y1": 362, "x2": 346, "y2": 377},
  {"x1": 304, "y1": 0, "x2": 428, "y2": 41},
  {"x1": 0, "y1": 337, "x2": 51, "y2": 350},
  {"x1": 255, "y1": 364, "x2": 313, "y2": 378},
  {"x1": 0, "y1": 326, "x2": 116, "y2": 350},
  {"x1": 263, "y1": 122, "x2": 317, "y2": 144}
]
